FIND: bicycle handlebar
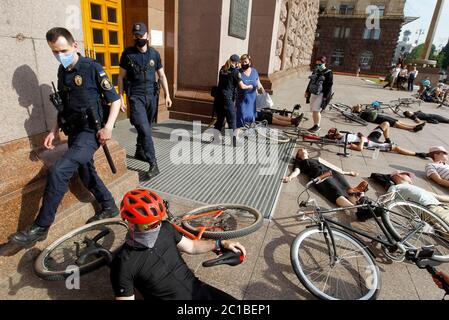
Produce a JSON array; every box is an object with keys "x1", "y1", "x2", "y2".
[{"x1": 202, "y1": 249, "x2": 245, "y2": 268}]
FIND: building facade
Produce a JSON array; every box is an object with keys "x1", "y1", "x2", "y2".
[{"x1": 313, "y1": 0, "x2": 406, "y2": 75}]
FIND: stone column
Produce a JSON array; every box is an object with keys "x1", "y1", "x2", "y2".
[{"x1": 417, "y1": 0, "x2": 445, "y2": 65}]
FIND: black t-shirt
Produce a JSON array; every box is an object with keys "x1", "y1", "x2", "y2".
[
  {"x1": 110, "y1": 221, "x2": 199, "y2": 300},
  {"x1": 217, "y1": 66, "x2": 241, "y2": 98},
  {"x1": 294, "y1": 158, "x2": 328, "y2": 179}
]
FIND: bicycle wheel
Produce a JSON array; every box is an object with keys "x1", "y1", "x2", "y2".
[
  {"x1": 291, "y1": 226, "x2": 380, "y2": 300},
  {"x1": 333, "y1": 103, "x2": 353, "y2": 112},
  {"x1": 34, "y1": 219, "x2": 128, "y2": 281},
  {"x1": 181, "y1": 204, "x2": 263, "y2": 240},
  {"x1": 382, "y1": 201, "x2": 449, "y2": 253},
  {"x1": 342, "y1": 111, "x2": 368, "y2": 126},
  {"x1": 256, "y1": 127, "x2": 291, "y2": 143}
]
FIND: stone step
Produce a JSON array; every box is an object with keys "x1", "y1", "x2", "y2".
[{"x1": 0, "y1": 171, "x2": 139, "y2": 289}]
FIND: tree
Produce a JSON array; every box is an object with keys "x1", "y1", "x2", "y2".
[
  {"x1": 405, "y1": 44, "x2": 437, "y2": 64},
  {"x1": 439, "y1": 41, "x2": 449, "y2": 70}
]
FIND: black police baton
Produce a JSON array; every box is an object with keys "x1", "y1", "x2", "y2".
[{"x1": 86, "y1": 108, "x2": 117, "y2": 174}]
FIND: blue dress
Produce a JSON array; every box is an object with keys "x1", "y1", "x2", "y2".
[{"x1": 236, "y1": 67, "x2": 259, "y2": 128}]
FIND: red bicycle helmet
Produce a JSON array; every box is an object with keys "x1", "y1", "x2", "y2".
[{"x1": 120, "y1": 189, "x2": 166, "y2": 225}]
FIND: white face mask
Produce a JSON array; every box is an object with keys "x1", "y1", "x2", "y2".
[{"x1": 126, "y1": 224, "x2": 161, "y2": 249}]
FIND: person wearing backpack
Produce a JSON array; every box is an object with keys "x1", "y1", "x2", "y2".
[{"x1": 305, "y1": 56, "x2": 333, "y2": 133}]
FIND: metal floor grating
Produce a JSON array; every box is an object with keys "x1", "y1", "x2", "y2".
[{"x1": 114, "y1": 120, "x2": 296, "y2": 219}]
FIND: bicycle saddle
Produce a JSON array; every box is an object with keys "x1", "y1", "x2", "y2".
[{"x1": 202, "y1": 249, "x2": 244, "y2": 268}]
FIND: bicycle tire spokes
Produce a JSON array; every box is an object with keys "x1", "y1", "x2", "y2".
[{"x1": 186, "y1": 209, "x2": 255, "y2": 233}]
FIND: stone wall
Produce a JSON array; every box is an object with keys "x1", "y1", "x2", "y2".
[
  {"x1": 0, "y1": 0, "x2": 84, "y2": 145},
  {"x1": 273, "y1": 0, "x2": 319, "y2": 73}
]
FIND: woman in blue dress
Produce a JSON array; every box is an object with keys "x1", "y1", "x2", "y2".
[{"x1": 236, "y1": 54, "x2": 262, "y2": 128}]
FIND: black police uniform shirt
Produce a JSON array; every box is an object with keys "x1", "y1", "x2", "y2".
[
  {"x1": 119, "y1": 46, "x2": 162, "y2": 96},
  {"x1": 218, "y1": 66, "x2": 241, "y2": 98},
  {"x1": 58, "y1": 53, "x2": 119, "y2": 119},
  {"x1": 110, "y1": 221, "x2": 200, "y2": 300}
]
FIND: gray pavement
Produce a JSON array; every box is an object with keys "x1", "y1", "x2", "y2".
[{"x1": 1, "y1": 74, "x2": 449, "y2": 300}]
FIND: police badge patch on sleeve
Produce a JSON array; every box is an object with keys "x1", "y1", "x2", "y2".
[{"x1": 101, "y1": 78, "x2": 113, "y2": 91}]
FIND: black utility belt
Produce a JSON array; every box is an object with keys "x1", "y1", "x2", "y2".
[{"x1": 58, "y1": 111, "x2": 98, "y2": 136}]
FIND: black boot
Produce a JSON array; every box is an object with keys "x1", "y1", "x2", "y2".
[
  {"x1": 86, "y1": 203, "x2": 119, "y2": 224},
  {"x1": 9, "y1": 223, "x2": 49, "y2": 247},
  {"x1": 147, "y1": 163, "x2": 160, "y2": 179},
  {"x1": 134, "y1": 144, "x2": 147, "y2": 162}
]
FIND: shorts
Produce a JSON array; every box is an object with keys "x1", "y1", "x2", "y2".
[
  {"x1": 310, "y1": 93, "x2": 323, "y2": 112},
  {"x1": 375, "y1": 114, "x2": 398, "y2": 127},
  {"x1": 367, "y1": 127, "x2": 383, "y2": 143},
  {"x1": 365, "y1": 141, "x2": 393, "y2": 152},
  {"x1": 256, "y1": 111, "x2": 273, "y2": 124}
]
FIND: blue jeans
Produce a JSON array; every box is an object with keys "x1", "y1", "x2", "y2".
[
  {"x1": 129, "y1": 95, "x2": 157, "y2": 165},
  {"x1": 35, "y1": 129, "x2": 114, "y2": 227}
]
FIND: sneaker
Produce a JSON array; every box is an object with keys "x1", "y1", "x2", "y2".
[
  {"x1": 308, "y1": 125, "x2": 321, "y2": 133},
  {"x1": 413, "y1": 123, "x2": 425, "y2": 132},
  {"x1": 86, "y1": 203, "x2": 119, "y2": 224},
  {"x1": 294, "y1": 113, "x2": 305, "y2": 127},
  {"x1": 415, "y1": 152, "x2": 429, "y2": 159},
  {"x1": 147, "y1": 163, "x2": 160, "y2": 179},
  {"x1": 385, "y1": 138, "x2": 392, "y2": 144}
]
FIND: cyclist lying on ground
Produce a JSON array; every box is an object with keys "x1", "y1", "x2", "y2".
[
  {"x1": 324, "y1": 124, "x2": 428, "y2": 158},
  {"x1": 403, "y1": 110, "x2": 449, "y2": 124},
  {"x1": 256, "y1": 108, "x2": 305, "y2": 127},
  {"x1": 110, "y1": 189, "x2": 246, "y2": 300},
  {"x1": 426, "y1": 146, "x2": 449, "y2": 189},
  {"x1": 369, "y1": 171, "x2": 449, "y2": 227},
  {"x1": 283, "y1": 148, "x2": 368, "y2": 209},
  {"x1": 352, "y1": 105, "x2": 425, "y2": 132}
]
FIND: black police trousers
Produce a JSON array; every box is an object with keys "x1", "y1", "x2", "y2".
[
  {"x1": 129, "y1": 94, "x2": 157, "y2": 165},
  {"x1": 214, "y1": 93, "x2": 236, "y2": 132},
  {"x1": 35, "y1": 129, "x2": 115, "y2": 227}
]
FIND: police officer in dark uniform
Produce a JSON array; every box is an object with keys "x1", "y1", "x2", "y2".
[
  {"x1": 118, "y1": 23, "x2": 172, "y2": 179},
  {"x1": 213, "y1": 54, "x2": 241, "y2": 133},
  {"x1": 10, "y1": 28, "x2": 122, "y2": 247}
]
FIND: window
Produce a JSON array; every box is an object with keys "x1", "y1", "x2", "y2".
[
  {"x1": 93, "y1": 29, "x2": 104, "y2": 44},
  {"x1": 90, "y1": 3, "x2": 102, "y2": 20},
  {"x1": 334, "y1": 27, "x2": 341, "y2": 38},
  {"x1": 339, "y1": 4, "x2": 354, "y2": 15},
  {"x1": 359, "y1": 51, "x2": 374, "y2": 70},
  {"x1": 107, "y1": 7, "x2": 117, "y2": 23},
  {"x1": 377, "y1": 5, "x2": 385, "y2": 16},
  {"x1": 95, "y1": 53, "x2": 105, "y2": 66},
  {"x1": 109, "y1": 30, "x2": 118, "y2": 45},
  {"x1": 334, "y1": 27, "x2": 351, "y2": 39},
  {"x1": 319, "y1": 3, "x2": 327, "y2": 14},
  {"x1": 363, "y1": 28, "x2": 381, "y2": 40},
  {"x1": 331, "y1": 49, "x2": 345, "y2": 66},
  {"x1": 110, "y1": 53, "x2": 119, "y2": 66}
]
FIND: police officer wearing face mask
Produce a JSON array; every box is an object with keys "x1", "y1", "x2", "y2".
[
  {"x1": 10, "y1": 28, "x2": 122, "y2": 247},
  {"x1": 118, "y1": 23, "x2": 172, "y2": 179}
]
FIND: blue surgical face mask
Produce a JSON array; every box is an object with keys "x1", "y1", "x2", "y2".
[
  {"x1": 54, "y1": 51, "x2": 76, "y2": 69},
  {"x1": 316, "y1": 63, "x2": 326, "y2": 72}
]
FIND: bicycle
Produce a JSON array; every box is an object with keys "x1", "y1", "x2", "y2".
[
  {"x1": 437, "y1": 89, "x2": 449, "y2": 108},
  {"x1": 238, "y1": 120, "x2": 292, "y2": 144},
  {"x1": 329, "y1": 103, "x2": 368, "y2": 126},
  {"x1": 34, "y1": 200, "x2": 263, "y2": 281},
  {"x1": 290, "y1": 172, "x2": 449, "y2": 300}
]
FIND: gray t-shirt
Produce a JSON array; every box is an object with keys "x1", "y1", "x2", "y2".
[{"x1": 388, "y1": 184, "x2": 440, "y2": 207}]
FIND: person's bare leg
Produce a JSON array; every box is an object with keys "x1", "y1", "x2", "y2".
[
  {"x1": 394, "y1": 121, "x2": 423, "y2": 131},
  {"x1": 313, "y1": 111, "x2": 321, "y2": 126},
  {"x1": 336, "y1": 196, "x2": 357, "y2": 224},
  {"x1": 392, "y1": 145, "x2": 416, "y2": 156},
  {"x1": 379, "y1": 122, "x2": 390, "y2": 140},
  {"x1": 272, "y1": 117, "x2": 292, "y2": 127}
]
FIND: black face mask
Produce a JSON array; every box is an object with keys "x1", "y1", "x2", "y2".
[
  {"x1": 241, "y1": 64, "x2": 250, "y2": 70},
  {"x1": 135, "y1": 38, "x2": 148, "y2": 48}
]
